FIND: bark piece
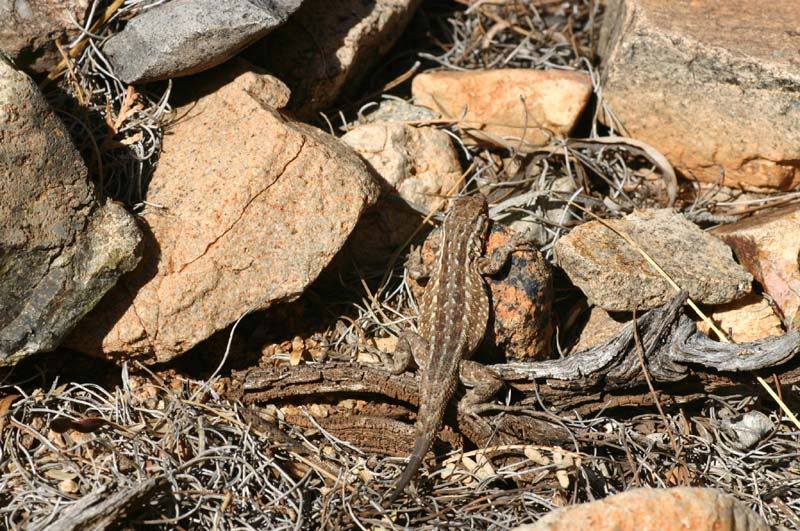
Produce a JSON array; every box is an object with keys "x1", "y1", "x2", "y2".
[{"x1": 42, "y1": 476, "x2": 169, "y2": 531}]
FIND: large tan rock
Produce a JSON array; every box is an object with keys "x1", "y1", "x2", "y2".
[
  {"x1": 555, "y1": 209, "x2": 753, "y2": 311},
  {"x1": 411, "y1": 69, "x2": 592, "y2": 146},
  {"x1": 598, "y1": 0, "x2": 800, "y2": 190},
  {"x1": 246, "y1": 0, "x2": 421, "y2": 117},
  {"x1": 515, "y1": 487, "x2": 769, "y2": 531},
  {"x1": 67, "y1": 67, "x2": 379, "y2": 363},
  {"x1": 715, "y1": 205, "x2": 800, "y2": 329},
  {"x1": 0, "y1": 54, "x2": 141, "y2": 365},
  {"x1": 0, "y1": 0, "x2": 89, "y2": 74}
]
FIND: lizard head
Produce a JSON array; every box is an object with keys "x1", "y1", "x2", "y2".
[{"x1": 444, "y1": 194, "x2": 490, "y2": 256}]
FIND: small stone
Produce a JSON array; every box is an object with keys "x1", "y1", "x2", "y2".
[
  {"x1": 721, "y1": 411, "x2": 773, "y2": 450},
  {"x1": 514, "y1": 487, "x2": 770, "y2": 531},
  {"x1": 66, "y1": 65, "x2": 379, "y2": 363},
  {"x1": 340, "y1": 122, "x2": 464, "y2": 271},
  {"x1": 0, "y1": 0, "x2": 89, "y2": 74},
  {"x1": 555, "y1": 209, "x2": 753, "y2": 311},
  {"x1": 698, "y1": 293, "x2": 784, "y2": 342},
  {"x1": 246, "y1": 0, "x2": 421, "y2": 117},
  {"x1": 103, "y1": 0, "x2": 303, "y2": 83},
  {"x1": 714, "y1": 204, "x2": 800, "y2": 329},
  {"x1": 342, "y1": 123, "x2": 462, "y2": 211},
  {"x1": 0, "y1": 55, "x2": 141, "y2": 365},
  {"x1": 411, "y1": 69, "x2": 592, "y2": 146},
  {"x1": 358, "y1": 98, "x2": 439, "y2": 125},
  {"x1": 598, "y1": 0, "x2": 800, "y2": 190}
]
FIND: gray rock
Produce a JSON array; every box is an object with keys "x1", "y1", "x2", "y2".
[
  {"x1": 246, "y1": 0, "x2": 421, "y2": 117},
  {"x1": 103, "y1": 0, "x2": 304, "y2": 83},
  {"x1": 0, "y1": 0, "x2": 89, "y2": 74},
  {"x1": 555, "y1": 209, "x2": 753, "y2": 311},
  {"x1": 0, "y1": 54, "x2": 141, "y2": 366},
  {"x1": 358, "y1": 98, "x2": 439, "y2": 124}
]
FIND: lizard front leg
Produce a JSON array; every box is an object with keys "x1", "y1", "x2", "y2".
[
  {"x1": 476, "y1": 232, "x2": 531, "y2": 276},
  {"x1": 457, "y1": 360, "x2": 504, "y2": 416}
]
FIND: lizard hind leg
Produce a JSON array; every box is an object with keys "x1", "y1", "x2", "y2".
[
  {"x1": 458, "y1": 360, "x2": 504, "y2": 416},
  {"x1": 380, "y1": 330, "x2": 428, "y2": 375}
]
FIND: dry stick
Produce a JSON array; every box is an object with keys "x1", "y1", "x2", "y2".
[
  {"x1": 631, "y1": 309, "x2": 681, "y2": 459},
  {"x1": 567, "y1": 200, "x2": 800, "y2": 430},
  {"x1": 42, "y1": 0, "x2": 126, "y2": 86}
]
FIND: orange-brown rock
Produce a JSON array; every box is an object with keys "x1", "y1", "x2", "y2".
[
  {"x1": 598, "y1": 0, "x2": 800, "y2": 190},
  {"x1": 411, "y1": 69, "x2": 592, "y2": 147},
  {"x1": 715, "y1": 204, "x2": 800, "y2": 329},
  {"x1": 699, "y1": 293, "x2": 784, "y2": 342},
  {"x1": 67, "y1": 66, "x2": 379, "y2": 363},
  {"x1": 514, "y1": 487, "x2": 769, "y2": 531}
]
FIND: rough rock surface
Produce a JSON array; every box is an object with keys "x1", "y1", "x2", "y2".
[
  {"x1": 103, "y1": 0, "x2": 303, "y2": 83},
  {"x1": 411, "y1": 69, "x2": 592, "y2": 146},
  {"x1": 358, "y1": 98, "x2": 438, "y2": 125},
  {"x1": 246, "y1": 0, "x2": 421, "y2": 117},
  {"x1": 341, "y1": 122, "x2": 463, "y2": 269},
  {"x1": 342, "y1": 123, "x2": 462, "y2": 211},
  {"x1": 699, "y1": 293, "x2": 784, "y2": 343},
  {"x1": 555, "y1": 209, "x2": 752, "y2": 311},
  {"x1": 66, "y1": 67, "x2": 380, "y2": 363},
  {"x1": 0, "y1": 0, "x2": 89, "y2": 74},
  {"x1": 598, "y1": 0, "x2": 800, "y2": 190},
  {"x1": 714, "y1": 204, "x2": 800, "y2": 329},
  {"x1": 412, "y1": 225, "x2": 554, "y2": 359},
  {"x1": 0, "y1": 55, "x2": 141, "y2": 365},
  {"x1": 514, "y1": 487, "x2": 770, "y2": 531},
  {"x1": 573, "y1": 307, "x2": 627, "y2": 352}
]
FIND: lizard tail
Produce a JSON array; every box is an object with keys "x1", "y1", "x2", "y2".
[{"x1": 386, "y1": 434, "x2": 433, "y2": 504}]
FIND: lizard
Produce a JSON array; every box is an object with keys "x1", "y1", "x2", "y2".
[{"x1": 383, "y1": 193, "x2": 517, "y2": 503}]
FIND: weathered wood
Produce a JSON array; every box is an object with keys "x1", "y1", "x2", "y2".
[
  {"x1": 233, "y1": 293, "x2": 800, "y2": 452},
  {"x1": 41, "y1": 476, "x2": 168, "y2": 531}
]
